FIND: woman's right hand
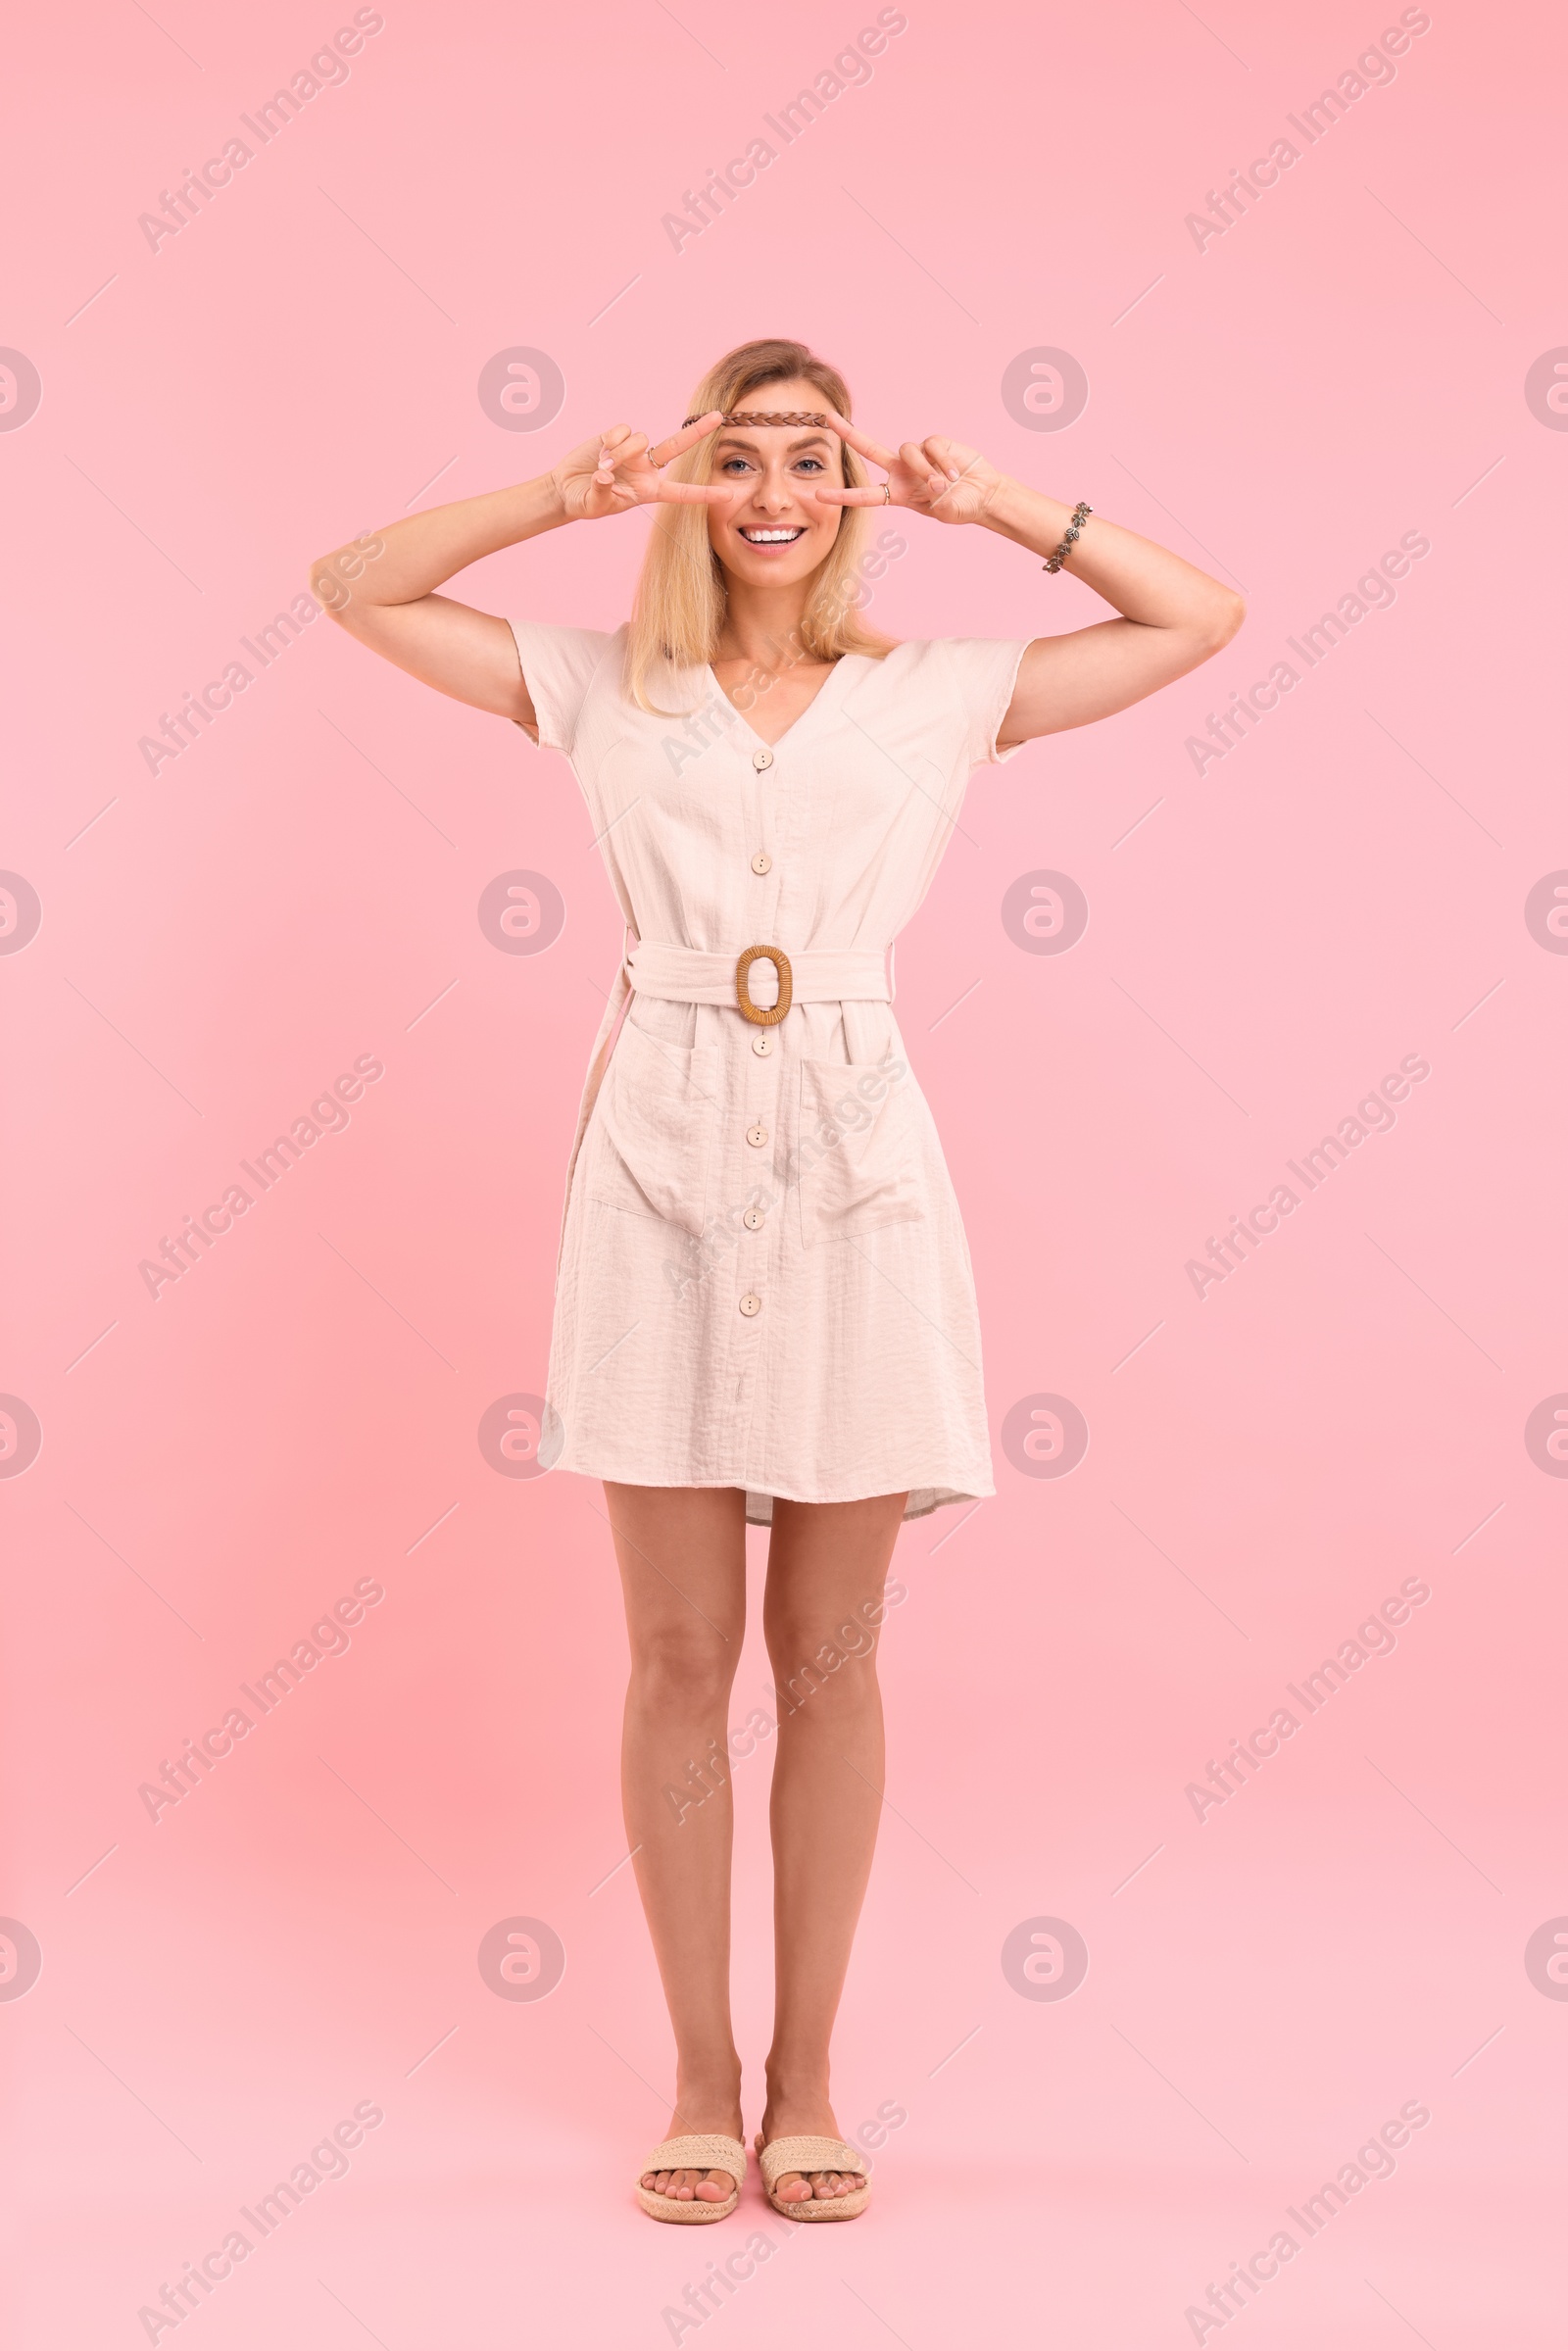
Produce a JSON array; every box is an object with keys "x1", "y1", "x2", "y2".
[{"x1": 551, "y1": 415, "x2": 730, "y2": 519}]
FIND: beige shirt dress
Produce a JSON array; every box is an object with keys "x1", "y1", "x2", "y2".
[{"x1": 512, "y1": 620, "x2": 1030, "y2": 1524}]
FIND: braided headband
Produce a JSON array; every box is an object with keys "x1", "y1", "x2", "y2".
[{"x1": 680, "y1": 409, "x2": 833, "y2": 429}]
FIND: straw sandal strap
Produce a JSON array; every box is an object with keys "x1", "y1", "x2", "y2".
[
  {"x1": 635, "y1": 2133, "x2": 745, "y2": 2225},
  {"x1": 758, "y1": 2135, "x2": 867, "y2": 2188},
  {"x1": 640, "y1": 2134, "x2": 746, "y2": 2183}
]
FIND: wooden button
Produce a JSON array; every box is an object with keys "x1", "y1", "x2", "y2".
[
  {"x1": 743, "y1": 1205, "x2": 765, "y2": 1231},
  {"x1": 746, "y1": 1123, "x2": 768, "y2": 1148},
  {"x1": 751, "y1": 1034, "x2": 772, "y2": 1055},
  {"x1": 752, "y1": 747, "x2": 773, "y2": 770},
  {"x1": 739, "y1": 1292, "x2": 762, "y2": 1316},
  {"x1": 751, "y1": 852, "x2": 772, "y2": 874}
]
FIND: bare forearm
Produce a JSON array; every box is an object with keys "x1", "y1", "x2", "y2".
[
  {"x1": 976, "y1": 473, "x2": 1245, "y2": 742},
  {"x1": 304, "y1": 411, "x2": 722, "y2": 722},
  {"x1": 312, "y1": 469, "x2": 569, "y2": 613},
  {"x1": 978, "y1": 475, "x2": 1240, "y2": 638}
]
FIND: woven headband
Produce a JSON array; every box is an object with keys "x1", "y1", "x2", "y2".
[{"x1": 680, "y1": 409, "x2": 834, "y2": 429}]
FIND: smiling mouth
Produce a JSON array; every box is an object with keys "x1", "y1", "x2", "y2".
[{"x1": 739, "y1": 526, "x2": 807, "y2": 544}]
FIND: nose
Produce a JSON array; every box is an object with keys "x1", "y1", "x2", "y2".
[{"x1": 750, "y1": 461, "x2": 794, "y2": 515}]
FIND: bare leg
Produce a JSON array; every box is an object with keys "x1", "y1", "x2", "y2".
[
  {"x1": 606, "y1": 1482, "x2": 748, "y2": 2206},
  {"x1": 760, "y1": 1492, "x2": 907, "y2": 2205}
]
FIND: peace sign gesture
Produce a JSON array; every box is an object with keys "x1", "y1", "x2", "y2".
[
  {"x1": 550, "y1": 414, "x2": 730, "y2": 521},
  {"x1": 815, "y1": 411, "x2": 1003, "y2": 526}
]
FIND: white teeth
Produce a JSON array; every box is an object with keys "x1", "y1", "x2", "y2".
[{"x1": 741, "y1": 527, "x2": 804, "y2": 543}]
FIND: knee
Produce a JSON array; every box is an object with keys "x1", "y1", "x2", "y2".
[
  {"x1": 765, "y1": 1615, "x2": 880, "y2": 1710},
  {"x1": 629, "y1": 1622, "x2": 739, "y2": 1713}
]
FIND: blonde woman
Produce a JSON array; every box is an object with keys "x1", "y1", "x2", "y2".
[{"x1": 313, "y1": 338, "x2": 1242, "y2": 2223}]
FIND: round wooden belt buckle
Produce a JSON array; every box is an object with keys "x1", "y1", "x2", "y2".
[{"x1": 735, "y1": 944, "x2": 793, "y2": 1026}]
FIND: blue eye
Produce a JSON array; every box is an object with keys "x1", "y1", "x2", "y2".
[
  {"x1": 795, "y1": 457, "x2": 825, "y2": 472},
  {"x1": 720, "y1": 456, "x2": 754, "y2": 473}
]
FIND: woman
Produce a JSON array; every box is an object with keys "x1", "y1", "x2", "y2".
[{"x1": 313, "y1": 337, "x2": 1242, "y2": 2224}]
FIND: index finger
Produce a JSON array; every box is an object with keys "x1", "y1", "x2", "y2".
[
  {"x1": 826, "y1": 409, "x2": 898, "y2": 471},
  {"x1": 648, "y1": 410, "x2": 725, "y2": 468},
  {"x1": 656, "y1": 479, "x2": 734, "y2": 506}
]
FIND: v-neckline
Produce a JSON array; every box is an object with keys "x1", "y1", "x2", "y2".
[{"x1": 706, "y1": 653, "x2": 858, "y2": 753}]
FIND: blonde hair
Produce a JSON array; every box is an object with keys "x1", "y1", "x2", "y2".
[{"x1": 625, "y1": 337, "x2": 893, "y2": 712}]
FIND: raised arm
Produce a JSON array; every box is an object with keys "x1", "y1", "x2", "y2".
[
  {"x1": 311, "y1": 474, "x2": 566, "y2": 728},
  {"x1": 309, "y1": 414, "x2": 725, "y2": 733},
  {"x1": 819, "y1": 414, "x2": 1245, "y2": 746},
  {"x1": 976, "y1": 479, "x2": 1245, "y2": 745}
]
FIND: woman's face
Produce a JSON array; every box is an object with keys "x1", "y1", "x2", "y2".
[{"x1": 704, "y1": 378, "x2": 846, "y2": 590}]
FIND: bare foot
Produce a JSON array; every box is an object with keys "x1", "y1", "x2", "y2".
[
  {"x1": 640, "y1": 2092, "x2": 743, "y2": 2205},
  {"x1": 757, "y1": 2090, "x2": 867, "y2": 2206}
]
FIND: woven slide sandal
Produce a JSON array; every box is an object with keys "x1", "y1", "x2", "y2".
[
  {"x1": 755, "y1": 2133, "x2": 871, "y2": 2222},
  {"x1": 635, "y1": 2133, "x2": 747, "y2": 2224}
]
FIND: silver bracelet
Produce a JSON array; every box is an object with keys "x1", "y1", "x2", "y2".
[{"x1": 1044, "y1": 501, "x2": 1091, "y2": 572}]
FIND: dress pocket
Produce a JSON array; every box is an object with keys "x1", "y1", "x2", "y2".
[
  {"x1": 588, "y1": 1016, "x2": 718, "y2": 1236},
  {"x1": 797, "y1": 1054, "x2": 926, "y2": 1248}
]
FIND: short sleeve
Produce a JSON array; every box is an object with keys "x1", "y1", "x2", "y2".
[
  {"x1": 508, "y1": 620, "x2": 615, "y2": 754},
  {"x1": 942, "y1": 637, "x2": 1033, "y2": 768}
]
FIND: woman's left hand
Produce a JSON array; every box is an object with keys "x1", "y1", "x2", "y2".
[{"x1": 815, "y1": 412, "x2": 1004, "y2": 524}]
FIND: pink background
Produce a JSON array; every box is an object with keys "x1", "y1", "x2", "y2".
[{"x1": 3, "y1": 2, "x2": 1565, "y2": 2343}]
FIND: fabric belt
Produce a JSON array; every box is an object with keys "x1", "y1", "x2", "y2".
[{"x1": 625, "y1": 940, "x2": 892, "y2": 1011}]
